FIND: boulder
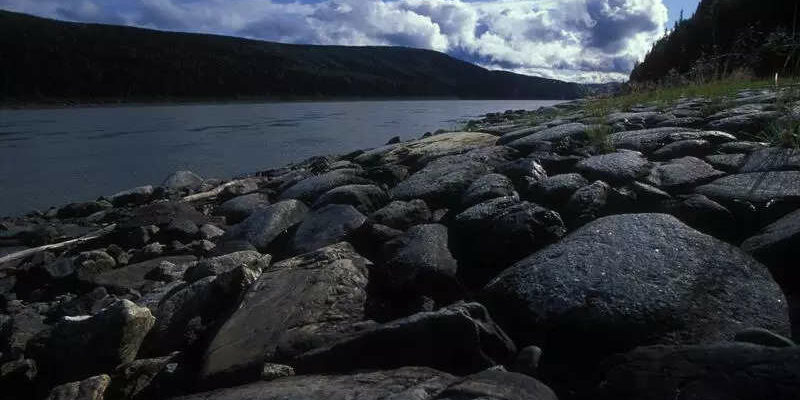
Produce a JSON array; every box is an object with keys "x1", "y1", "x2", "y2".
[
  {"x1": 481, "y1": 214, "x2": 789, "y2": 383},
  {"x1": 718, "y1": 141, "x2": 769, "y2": 154},
  {"x1": 33, "y1": 299, "x2": 155, "y2": 385},
  {"x1": 666, "y1": 194, "x2": 737, "y2": 241},
  {"x1": 184, "y1": 251, "x2": 270, "y2": 283},
  {"x1": 706, "y1": 111, "x2": 781, "y2": 134},
  {"x1": 452, "y1": 197, "x2": 565, "y2": 287},
  {"x1": 462, "y1": 173, "x2": 516, "y2": 207},
  {"x1": 294, "y1": 302, "x2": 516, "y2": 375},
  {"x1": 200, "y1": 243, "x2": 371, "y2": 386},
  {"x1": 575, "y1": 151, "x2": 651, "y2": 184},
  {"x1": 695, "y1": 171, "x2": 800, "y2": 207},
  {"x1": 495, "y1": 158, "x2": 547, "y2": 184},
  {"x1": 705, "y1": 153, "x2": 746, "y2": 172},
  {"x1": 278, "y1": 170, "x2": 371, "y2": 204},
  {"x1": 527, "y1": 173, "x2": 588, "y2": 205},
  {"x1": 311, "y1": 184, "x2": 389, "y2": 214},
  {"x1": 109, "y1": 353, "x2": 183, "y2": 400},
  {"x1": 650, "y1": 139, "x2": 713, "y2": 160},
  {"x1": 390, "y1": 146, "x2": 515, "y2": 208},
  {"x1": 290, "y1": 205, "x2": 367, "y2": 255},
  {"x1": 162, "y1": 171, "x2": 204, "y2": 191},
  {"x1": 1, "y1": 306, "x2": 49, "y2": 362},
  {"x1": 379, "y1": 224, "x2": 459, "y2": 301},
  {"x1": 506, "y1": 123, "x2": 588, "y2": 151},
  {"x1": 599, "y1": 343, "x2": 800, "y2": 400},
  {"x1": 57, "y1": 202, "x2": 110, "y2": 219},
  {"x1": 74, "y1": 251, "x2": 117, "y2": 284},
  {"x1": 609, "y1": 128, "x2": 735, "y2": 154},
  {"x1": 369, "y1": 199, "x2": 431, "y2": 230},
  {"x1": 354, "y1": 131, "x2": 498, "y2": 167},
  {"x1": 199, "y1": 224, "x2": 225, "y2": 240},
  {"x1": 228, "y1": 200, "x2": 309, "y2": 251},
  {"x1": 563, "y1": 180, "x2": 612, "y2": 227},
  {"x1": 88, "y1": 256, "x2": 197, "y2": 294},
  {"x1": 218, "y1": 179, "x2": 261, "y2": 202},
  {"x1": 735, "y1": 327, "x2": 795, "y2": 347},
  {"x1": 645, "y1": 156, "x2": 726, "y2": 192},
  {"x1": 110, "y1": 185, "x2": 154, "y2": 207},
  {"x1": 216, "y1": 193, "x2": 271, "y2": 224},
  {"x1": 739, "y1": 147, "x2": 800, "y2": 172},
  {"x1": 45, "y1": 374, "x2": 110, "y2": 400},
  {"x1": 436, "y1": 369, "x2": 557, "y2": 400}
]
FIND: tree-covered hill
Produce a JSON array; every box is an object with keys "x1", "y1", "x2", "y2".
[
  {"x1": 0, "y1": 10, "x2": 584, "y2": 104},
  {"x1": 631, "y1": 0, "x2": 800, "y2": 83}
]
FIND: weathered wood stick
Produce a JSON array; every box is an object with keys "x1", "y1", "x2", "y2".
[{"x1": 0, "y1": 223, "x2": 117, "y2": 266}]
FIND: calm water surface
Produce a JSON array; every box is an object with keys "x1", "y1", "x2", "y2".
[{"x1": 0, "y1": 100, "x2": 562, "y2": 216}]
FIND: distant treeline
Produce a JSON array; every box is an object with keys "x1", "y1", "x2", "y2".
[
  {"x1": 0, "y1": 10, "x2": 584, "y2": 104},
  {"x1": 631, "y1": 0, "x2": 800, "y2": 83}
]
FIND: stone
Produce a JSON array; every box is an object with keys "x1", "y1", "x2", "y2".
[
  {"x1": 512, "y1": 345, "x2": 543, "y2": 376},
  {"x1": 228, "y1": 200, "x2": 309, "y2": 251},
  {"x1": 666, "y1": 194, "x2": 737, "y2": 240},
  {"x1": 739, "y1": 147, "x2": 800, "y2": 172},
  {"x1": 311, "y1": 184, "x2": 389, "y2": 214},
  {"x1": 74, "y1": 251, "x2": 117, "y2": 285},
  {"x1": 599, "y1": 343, "x2": 800, "y2": 400},
  {"x1": 527, "y1": 173, "x2": 588, "y2": 205},
  {"x1": 162, "y1": 171, "x2": 204, "y2": 191},
  {"x1": 218, "y1": 179, "x2": 261, "y2": 201},
  {"x1": 201, "y1": 243, "x2": 371, "y2": 386},
  {"x1": 145, "y1": 260, "x2": 189, "y2": 282},
  {"x1": 1, "y1": 306, "x2": 49, "y2": 361},
  {"x1": 506, "y1": 123, "x2": 588, "y2": 151},
  {"x1": 452, "y1": 197, "x2": 565, "y2": 287},
  {"x1": 261, "y1": 364, "x2": 295, "y2": 381},
  {"x1": 706, "y1": 111, "x2": 781, "y2": 134},
  {"x1": 435, "y1": 369, "x2": 557, "y2": 400},
  {"x1": 495, "y1": 158, "x2": 547, "y2": 184},
  {"x1": 735, "y1": 328, "x2": 795, "y2": 347},
  {"x1": 650, "y1": 139, "x2": 713, "y2": 160},
  {"x1": 57, "y1": 202, "x2": 109, "y2": 219},
  {"x1": 278, "y1": 170, "x2": 371, "y2": 204},
  {"x1": 0, "y1": 358, "x2": 38, "y2": 400},
  {"x1": 462, "y1": 173, "x2": 516, "y2": 208},
  {"x1": 379, "y1": 224, "x2": 459, "y2": 301},
  {"x1": 294, "y1": 302, "x2": 516, "y2": 376},
  {"x1": 695, "y1": 171, "x2": 800, "y2": 207},
  {"x1": 354, "y1": 131, "x2": 498, "y2": 167},
  {"x1": 45, "y1": 374, "x2": 110, "y2": 400},
  {"x1": 109, "y1": 354, "x2": 183, "y2": 400},
  {"x1": 199, "y1": 224, "x2": 225, "y2": 240},
  {"x1": 88, "y1": 256, "x2": 197, "y2": 294},
  {"x1": 576, "y1": 151, "x2": 651, "y2": 184},
  {"x1": 184, "y1": 251, "x2": 271, "y2": 283},
  {"x1": 705, "y1": 153, "x2": 746, "y2": 172},
  {"x1": 645, "y1": 156, "x2": 726, "y2": 192},
  {"x1": 563, "y1": 180, "x2": 612, "y2": 227},
  {"x1": 33, "y1": 299, "x2": 155, "y2": 385},
  {"x1": 369, "y1": 199, "x2": 431, "y2": 230},
  {"x1": 385, "y1": 136, "x2": 401, "y2": 145},
  {"x1": 390, "y1": 146, "x2": 515, "y2": 208},
  {"x1": 364, "y1": 164, "x2": 409, "y2": 187},
  {"x1": 110, "y1": 185, "x2": 154, "y2": 207},
  {"x1": 50, "y1": 287, "x2": 116, "y2": 318},
  {"x1": 290, "y1": 204, "x2": 367, "y2": 255},
  {"x1": 610, "y1": 128, "x2": 735, "y2": 154},
  {"x1": 217, "y1": 193, "x2": 271, "y2": 224},
  {"x1": 481, "y1": 214, "x2": 790, "y2": 383},
  {"x1": 164, "y1": 218, "x2": 199, "y2": 240}
]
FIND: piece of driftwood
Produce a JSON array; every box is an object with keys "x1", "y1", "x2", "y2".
[
  {"x1": 0, "y1": 223, "x2": 117, "y2": 266},
  {"x1": 181, "y1": 179, "x2": 247, "y2": 203}
]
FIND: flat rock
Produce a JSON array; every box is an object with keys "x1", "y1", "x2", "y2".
[
  {"x1": 576, "y1": 151, "x2": 651, "y2": 184},
  {"x1": 650, "y1": 139, "x2": 713, "y2": 160},
  {"x1": 599, "y1": 343, "x2": 800, "y2": 400},
  {"x1": 228, "y1": 200, "x2": 309, "y2": 251},
  {"x1": 695, "y1": 171, "x2": 800, "y2": 205},
  {"x1": 369, "y1": 199, "x2": 431, "y2": 230},
  {"x1": 706, "y1": 111, "x2": 781, "y2": 134},
  {"x1": 311, "y1": 184, "x2": 389, "y2": 214},
  {"x1": 216, "y1": 193, "x2": 271, "y2": 224},
  {"x1": 506, "y1": 123, "x2": 588, "y2": 152},
  {"x1": 88, "y1": 256, "x2": 197, "y2": 294},
  {"x1": 610, "y1": 128, "x2": 735, "y2": 153},
  {"x1": 110, "y1": 185, "x2": 154, "y2": 207},
  {"x1": 462, "y1": 173, "x2": 516, "y2": 207},
  {"x1": 290, "y1": 204, "x2": 367, "y2": 255},
  {"x1": 705, "y1": 153, "x2": 746, "y2": 172},
  {"x1": 527, "y1": 173, "x2": 588, "y2": 205},
  {"x1": 646, "y1": 156, "x2": 726, "y2": 191},
  {"x1": 201, "y1": 242, "x2": 371, "y2": 386},
  {"x1": 481, "y1": 214, "x2": 789, "y2": 375},
  {"x1": 184, "y1": 251, "x2": 270, "y2": 283},
  {"x1": 354, "y1": 131, "x2": 498, "y2": 167},
  {"x1": 739, "y1": 147, "x2": 800, "y2": 172},
  {"x1": 278, "y1": 170, "x2": 371, "y2": 204}
]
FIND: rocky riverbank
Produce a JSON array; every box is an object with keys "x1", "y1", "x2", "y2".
[{"x1": 2, "y1": 88, "x2": 800, "y2": 400}]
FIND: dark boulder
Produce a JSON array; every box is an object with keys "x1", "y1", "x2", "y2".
[
  {"x1": 109, "y1": 353, "x2": 184, "y2": 400},
  {"x1": 527, "y1": 173, "x2": 588, "y2": 206},
  {"x1": 706, "y1": 111, "x2": 781, "y2": 134},
  {"x1": 650, "y1": 139, "x2": 713, "y2": 160},
  {"x1": 369, "y1": 199, "x2": 431, "y2": 230},
  {"x1": 109, "y1": 185, "x2": 154, "y2": 207},
  {"x1": 705, "y1": 153, "x2": 746, "y2": 172},
  {"x1": 162, "y1": 170, "x2": 204, "y2": 191},
  {"x1": 645, "y1": 156, "x2": 726, "y2": 192},
  {"x1": 311, "y1": 184, "x2": 389, "y2": 214},
  {"x1": 87, "y1": 256, "x2": 197, "y2": 295},
  {"x1": 290, "y1": 205, "x2": 367, "y2": 255},
  {"x1": 227, "y1": 200, "x2": 309, "y2": 251},
  {"x1": 278, "y1": 170, "x2": 371, "y2": 204},
  {"x1": 436, "y1": 369, "x2": 557, "y2": 400},
  {"x1": 562, "y1": 180, "x2": 612, "y2": 228},
  {"x1": 695, "y1": 171, "x2": 800, "y2": 212},
  {"x1": 57, "y1": 202, "x2": 110, "y2": 219},
  {"x1": 45, "y1": 374, "x2": 111, "y2": 400},
  {"x1": 462, "y1": 173, "x2": 516, "y2": 208},
  {"x1": 666, "y1": 194, "x2": 737, "y2": 241},
  {"x1": 216, "y1": 193, "x2": 271, "y2": 224},
  {"x1": 575, "y1": 151, "x2": 651, "y2": 184},
  {"x1": 739, "y1": 147, "x2": 800, "y2": 172},
  {"x1": 609, "y1": 128, "x2": 735, "y2": 154}
]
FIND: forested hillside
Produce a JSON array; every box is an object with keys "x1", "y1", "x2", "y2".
[
  {"x1": 631, "y1": 0, "x2": 800, "y2": 82},
  {"x1": 0, "y1": 10, "x2": 584, "y2": 104}
]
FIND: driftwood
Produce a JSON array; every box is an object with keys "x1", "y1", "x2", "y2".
[
  {"x1": 0, "y1": 223, "x2": 117, "y2": 266},
  {"x1": 181, "y1": 179, "x2": 250, "y2": 203}
]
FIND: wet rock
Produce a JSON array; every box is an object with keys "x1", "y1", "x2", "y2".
[
  {"x1": 705, "y1": 153, "x2": 746, "y2": 172},
  {"x1": 576, "y1": 151, "x2": 651, "y2": 184},
  {"x1": 110, "y1": 185, "x2": 154, "y2": 207},
  {"x1": 645, "y1": 156, "x2": 726, "y2": 192},
  {"x1": 33, "y1": 299, "x2": 155, "y2": 385},
  {"x1": 45, "y1": 374, "x2": 110, "y2": 400},
  {"x1": 481, "y1": 214, "x2": 789, "y2": 384},
  {"x1": 527, "y1": 173, "x2": 588, "y2": 206},
  {"x1": 610, "y1": 128, "x2": 735, "y2": 154},
  {"x1": 452, "y1": 197, "x2": 565, "y2": 287},
  {"x1": 217, "y1": 193, "x2": 271, "y2": 224},
  {"x1": 739, "y1": 147, "x2": 800, "y2": 172},
  {"x1": 369, "y1": 199, "x2": 431, "y2": 230},
  {"x1": 278, "y1": 169, "x2": 371, "y2": 204},
  {"x1": 227, "y1": 200, "x2": 309, "y2": 251},
  {"x1": 354, "y1": 131, "x2": 498, "y2": 167},
  {"x1": 163, "y1": 171, "x2": 204, "y2": 191},
  {"x1": 599, "y1": 343, "x2": 800, "y2": 400},
  {"x1": 200, "y1": 242, "x2": 371, "y2": 386},
  {"x1": 651, "y1": 139, "x2": 713, "y2": 160},
  {"x1": 390, "y1": 146, "x2": 515, "y2": 208},
  {"x1": 462, "y1": 173, "x2": 516, "y2": 207},
  {"x1": 290, "y1": 204, "x2": 367, "y2": 255},
  {"x1": 294, "y1": 302, "x2": 516, "y2": 375},
  {"x1": 311, "y1": 184, "x2": 389, "y2": 214},
  {"x1": 379, "y1": 224, "x2": 459, "y2": 301}
]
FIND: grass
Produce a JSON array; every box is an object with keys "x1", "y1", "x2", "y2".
[{"x1": 586, "y1": 124, "x2": 615, "y2": 154}]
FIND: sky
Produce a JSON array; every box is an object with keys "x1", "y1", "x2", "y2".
[{"x1": 0, "y1": 0, "x2": 700, "y2": 83}]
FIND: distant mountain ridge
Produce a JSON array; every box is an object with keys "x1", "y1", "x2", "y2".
[{"x1": 0, "y1": 10, "x2": 584, "y2": 104}]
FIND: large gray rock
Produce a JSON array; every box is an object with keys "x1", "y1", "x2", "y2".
[
  {"x1": 33, "y1": 300, "x2": 155, "y2": 385},
  {"x1": 706, "y1": 111, "x2": 781, "y2": 134},
  {"x1": 390, "y1": 146, "x2": 515, "y2": 208},
  {"x1": 452, "y1": 197, "x2": 565, "y2": 287},
  {"x1": 527, "y1": 173, "x2": 589, "y2": 205},
  {"x1": 695, "y1": 171, "x2": 800, "y2": 206},
  {"x1": 369, "y1": 200, "x2": 431, "y2": 230},
  {"x1": 311, "y1": 184, "x2": 389, "y2": 214},
  {"x1": 278, "y1": 170, "x2": 371, "y2": 204},
  {"x1": 650, "y1": 139, "x2": 713, "y2": 160},
  {"x1": 610, "y1": 128, "x2": 735, "y2": 153},
  {"x1": 290, "y1": 205, "x2": 367, "y2": 254},
  {"x1": 575, "y1": 151, "x2": 651, "y2": 184},
  {"x1": 87, "y1": 256, "x2": 197, "y2": 294},
  {"x1": 705, "y1": 153, "x2": 747, "y2": 172},
  {"x1": 462, "y1": 173, "x2": 516, "y2": 207},
  {"x1": 563, "y1": 180, "x2": 612, "y2": 227},
  {"x1": 599, "y1": 343, "x2": 800, "y2": 400},
  {"x1": 380, "y1": 224, "x2": 459, "y2": 300},
  {"x1": 228, "y1": 200, "x2": 309, "y2": 251},
  {"x1": 645, "y1": 156, "x2": 726, "y2": 191},
  {"x1": 45, "y1": 374, "x2": 111, "y2": 400},
  {"x1": 109, "y1": 185, "x2": 154, "y2": 207},
  {"x1": 294, "y1": 302, "x2": 516, "y2": 375},
  {"x1": 739, "y1": 147, "x2": 800, "y2": 172},
  {"x1": 201, "y1": 243, "x2": 371, "y2": 386},
  {"x1": 184, "y1": 251, "x2": 270, "y2": 283},
  {"x1": 216, "y1": 193, "x2": 271, "y2": 224},
  {"x1": 506, "y1": 123, "x2": 588, "y2": 152},
  {"x1": 163, "y1": 171, "x2": 204, "y2": 191},
  {"x1": 481, "y1": 214, "x2": 789, "y2": 374}
]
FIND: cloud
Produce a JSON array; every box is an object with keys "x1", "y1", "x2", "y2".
[{"x1": 0, "y1": 0, "x2": 668, "y2": 82}]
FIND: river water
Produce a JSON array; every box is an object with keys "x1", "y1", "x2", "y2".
[{"x1": 0, "y1": 99, "x2": 563, "y2": 216}]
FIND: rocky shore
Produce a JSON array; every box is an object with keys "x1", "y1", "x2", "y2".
[{"x1": 2, "y1": 88, "x2": 800, "y2": 400}]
